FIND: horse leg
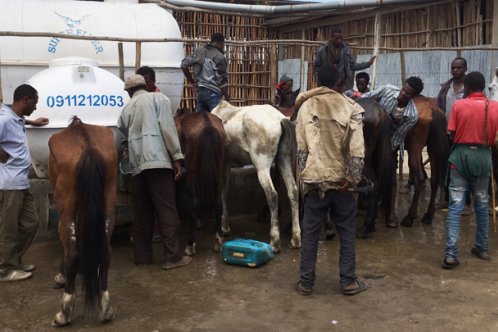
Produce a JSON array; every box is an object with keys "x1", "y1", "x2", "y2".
[
  {"x1": 52, "y1": 259, "x2": 66, "y2": 289},
  {"x1": 98, "y1": 243, "x2": 114, "y2": 323},
  {"x1": 177, "y1": 179, "x2": 197, "y2": 256},
  {"x1": 220, "y1": 164, "x2": 231, "y2": 237},
  {"x1": 276, "y1": 157, "x2": 301, "y2": 248},
  {"x1": 358, "y1": 165, "x2": 378, "y2": 238},
  {"x1": 255, "y1": 165, "x2": 281, "y2": 253},
  {"x1": 421, "y1": 147, "x2": 442, "y2": 224},
  {"x1": 401, "y1": 148, "x2": 425, "y2": 227},
  {"x1": 214, "y1": 201, "x2": 224, "y2": 253},
  {"x1": 53, "y1": 224, "x2": 77, "y2": 327}
]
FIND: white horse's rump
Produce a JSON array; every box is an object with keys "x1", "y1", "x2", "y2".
[
  {"x1": 489, "y1": 76, "x2": 498, "y2": 101},
  {"x1": 212, "y1": 100, "x2": 301, "y2": 252}
]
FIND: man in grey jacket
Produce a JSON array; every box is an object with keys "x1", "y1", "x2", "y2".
[
  {"x1": 118, "y1": 74, "x2": 191, "y2": 270},
  {"x1": 313, "y1": 26, "x2": 376, "y2": 91},
  {"x1": 181, "y1": 32, "x2": 230, "y2": 112}
]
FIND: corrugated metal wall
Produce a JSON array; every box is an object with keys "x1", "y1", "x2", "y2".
[{"x1": 357, "y1": 51, "x2": 498, "y2": 97}]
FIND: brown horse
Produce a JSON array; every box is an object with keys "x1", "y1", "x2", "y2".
[
  {"x1": 174, "y1": 110, "x2": 226, "y2": 253},
  {"x1": 48, "y1": 117, "x2": 117, "y2": 327},
  {"x1": 399, "y1": 96, "x2": 449, "y2": 226}
]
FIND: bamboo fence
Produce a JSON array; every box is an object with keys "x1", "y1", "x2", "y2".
[{"x1": 172, "y1": 0, "x2": 494, "y2": 108}]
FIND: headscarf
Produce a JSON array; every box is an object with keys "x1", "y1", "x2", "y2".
[{"x1": 276, "y1": 75, "x2": 293, "y2": 90}]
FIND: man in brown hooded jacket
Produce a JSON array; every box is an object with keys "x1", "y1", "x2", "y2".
[{"x1": 295, "y1": 63, "x2": 367, "y2": 296}]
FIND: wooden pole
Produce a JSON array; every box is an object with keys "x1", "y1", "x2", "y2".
[
  {"x1": 371, "y1": 12, "x2": 381, "y2": 90},
  {"x1": 270, "y1": 43, "x2": 277, "y2": 105},
  {"x1": 135, "y1": 41, "x2": 142, "y2": 72},
  {"x1": 493, "y1": 0, "x2": 498, "y2": 47},
  {"x1": 118, "y1": 42, "x2": 124, "y2": 81},
  {"x1": 300, "y1": 29, "x2": 305, "y2": 91}
]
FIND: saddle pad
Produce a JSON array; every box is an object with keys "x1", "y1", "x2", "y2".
[{"x1": 222, "y1": 238, "x2": 274, "y2": 267}]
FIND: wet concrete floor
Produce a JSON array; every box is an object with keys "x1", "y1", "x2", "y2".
[{"x1": 1, "y1": 181, "x2": 498, "y2": 332}]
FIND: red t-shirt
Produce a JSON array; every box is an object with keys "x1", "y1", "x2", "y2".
[{"x1": 448, "y1": 92, "x2": 498, "y2": 145}]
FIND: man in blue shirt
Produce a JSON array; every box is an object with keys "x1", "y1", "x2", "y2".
[{"x1": 0, "y1": 84, "x2": 48, "y2": 282}]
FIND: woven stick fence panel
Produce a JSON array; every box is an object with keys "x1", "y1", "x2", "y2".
[{"x1": 174, "y1": 11, "x2": 276, "y2": 109}]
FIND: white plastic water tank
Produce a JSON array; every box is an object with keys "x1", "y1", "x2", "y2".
[
  {"x1": 0, "y1": 0, "x2": 184, "y2": 111},
  {"x1": 26, "y1": 57, "x2": 130, "y2": 178}
]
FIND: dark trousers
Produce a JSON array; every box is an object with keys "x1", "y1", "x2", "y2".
[
  {"x1": 131, "y1": 169, "x2": 182, "y2": 265},
  {"x1": 0, "y1": 189, "x2": 39, "y2": 275},
  {"x1": 299, "y1": 190, "x2": 357, "y2": 288}
]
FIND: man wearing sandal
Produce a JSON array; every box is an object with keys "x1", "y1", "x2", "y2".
[
  {"x1": 294, "y1": 64, "x2": 367, "y2": 296},
  {"x1": 442, "y1": 72, "x2": 498, "y2": 269}
]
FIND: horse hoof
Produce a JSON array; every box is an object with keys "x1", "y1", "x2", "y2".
[
  {"x1": 271, "y1": 244, "x2": 281, "y2": 254},
  {"x1": 400, "y1": 218, "x2": 414, "y2": 227},
  {"x1": 385, "y1": 221, "x2": 398, "y2": 229},
  {"x1": 325, "y1": 232, "x2": 336, "y2": 241},
  {"x1": 421, "y1": 214, "x2": 433, "y2": 225},
  {"x1": 214, "y1": 242, "x2": 222, "y2": 253},
  {"x1": 52, "y1": 273, "x2": 66, "y2": 289},
  {"x1": 184, "y1": 243, "x2": 197, "y2": 256},
  {"x1": 99, "y1": 306, "x2": 114, "y2": 324},
  {"x1": 290, "y1": 237, "x2": 301, "y2": 249},
  {"x1": 52, "y1": 313, "x2": 70, "y2": 327}
]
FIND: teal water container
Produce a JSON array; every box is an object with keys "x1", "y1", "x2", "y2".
[{"x1": 222, "y1": 238, "x2": 274, "y2": 267}]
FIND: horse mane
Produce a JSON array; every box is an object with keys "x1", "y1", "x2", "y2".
[
  {"x1": 68, "y1": 115, "x2": 83, "y2": 127},
  {"x1": 212, "y1": 100, "x2": 240, "y2": 124}
]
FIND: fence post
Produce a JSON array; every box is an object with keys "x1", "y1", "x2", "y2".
[
  {"x1": 118, "y1": 42, "x2": 124, "y2": 81},
  {"x1": 270, "y1": 43, "x2": 277, "y2": 104},
  {"x1": 135, "y1": 41, "x2": 141, "y2": 72},
  {"x1": 371, "y1": 12, "x2": 381, "y2": 90}
]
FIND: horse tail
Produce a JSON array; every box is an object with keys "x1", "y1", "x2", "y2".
[
  {"x1": 278, "y1": 118, "x2": 297, "y2": 176},
  {"x1": 427, "y1": 108, "x2": 450, "y2": 189},
  {"x1": 375, "y1": 112, "x2": 394, "y2": 208},
  {"x1": 194, "y1": 120, "x2": 224, "y2": 217},
  {"x1": 75, "y1": 147, "x2": 108, "y2": 310}
]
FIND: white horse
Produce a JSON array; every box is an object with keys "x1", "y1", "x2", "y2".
[
  {"x1": 212, "y1": 100, "x2": 301, "y2": 253},
  {"x1": 489, "y1": 73, "x2": 498, "y2": 101}
]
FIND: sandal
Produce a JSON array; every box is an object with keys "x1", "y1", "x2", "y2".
[
  {"x1": 441, "y1": 257, "x2": 460, "y2": 269},
  {"x1": 342, "y1": 280, "x2": 368, "y2": 296},
  {"x1": 471, "y1": 248, "x2": 490, "y2": 261},
  {"x1": 295, "y1": 281, "x2": 313, "y2": 296}
]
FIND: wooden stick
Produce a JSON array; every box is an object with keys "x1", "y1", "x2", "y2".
[
  {"x1": 135, "y1": 41, "x2": 141, "y2": 72},
  {"x1": 491, "y1": 164, "x2": 496, "y2": 232},
  {"x1": 118, "y1": 42, "x2": 124, "y2": 81}
]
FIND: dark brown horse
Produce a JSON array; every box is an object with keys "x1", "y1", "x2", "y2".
[
  {"x1": 174, "y1": 110, "x2": 226, "y2": 253},
  {"x1": 399, "y1": 96, "x2": 449, "y2": 226},
  {"x1": 48, "y1": 117, "x2": 117, "y2": 327},
  {"x1": 356, "y1": 98, "x2": 396, "y2": 237}
]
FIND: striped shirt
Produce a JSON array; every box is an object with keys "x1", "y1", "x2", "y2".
[
  {"x1": 361, "y1": 84, "x2": 418, "y2": 152},
  {"x1": 0, "y1": 104, "x2": 31, "y2": 190}
]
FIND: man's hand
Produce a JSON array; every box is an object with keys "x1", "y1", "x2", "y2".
[
  {"x1": 173, "y1": 160, "x2": 183, "y2": 181},
  {"x1": 192, "y1": 82, "x2": 199, "y2": 94},
  {"x1": 0, "y1": 148, "x2": 9, "y2": 163},
  {"x1": 337, "y1": 179, "x2": 351, "y2": 191},
  {"x1": 26, "y1": 117, "x2": 49, "y2": 126},
  {"x1": 368, "y1": 55, "x2": 377, "y2": 65}
]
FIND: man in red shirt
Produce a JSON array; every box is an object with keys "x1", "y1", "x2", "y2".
[{"x1": 442, "y1": 71, "x2": 498, "y2": 269}]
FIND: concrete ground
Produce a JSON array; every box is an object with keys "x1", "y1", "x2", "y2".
[{"x1": 1, "y1": 180, "x2": 498, "y2": 332}]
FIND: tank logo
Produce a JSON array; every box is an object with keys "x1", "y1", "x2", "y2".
[{"x1": 48, "y1": 12, "x2": 104, "y2": 54}]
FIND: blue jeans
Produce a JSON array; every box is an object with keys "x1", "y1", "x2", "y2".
[
  {"x1": 196, "y1": 87, "x2": 222, "y2": 112},
  {"x1": 445, "y1": 168, "x2": 489, "y2": 259},
  {"x1": 299, "y1": 190, "x2": 357, "y2": 289}
]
